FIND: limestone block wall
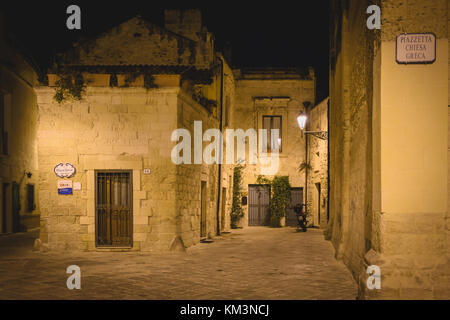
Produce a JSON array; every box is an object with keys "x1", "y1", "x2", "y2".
[
  {"x1": 330, "y1": 0, "x2": 449, "y2": 299},
  {"x1": 176, "y1": 91, "x2": 221, "y2": 246},
  {"x1": 232, "y1": 73, "x2": 314, "y2": 227},
  {"x1": 35, "y1": 85, "x2": 181, "y2": 251},
  {"x1": 329, "y1": 0, "x2": 380, "y2": 293},
  {"x1": 0, "y1": 38, "x2": 39, "y2": 233},
  {"x1": 374, "y1": 0, "x2": 448, "y2": 299},
  {"x1": 174, "y1": 58, "x2": 235, "y2": 244},
  {"x1": 307, "y1": 98, "x2": 329, "y2": 228}
]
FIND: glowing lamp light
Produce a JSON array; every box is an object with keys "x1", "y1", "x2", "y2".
[{"x1": 297, "y1": 112, "x2": 308, "y2": 130}]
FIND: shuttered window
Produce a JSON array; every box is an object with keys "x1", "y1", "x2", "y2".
[{"x1": 262, "y1": 116, "x2": 282, "y2": 152}]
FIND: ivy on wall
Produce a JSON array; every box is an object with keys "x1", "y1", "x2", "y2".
[
  {"x1": 230, "y1": 165, "x2": 244, "y2": 229},
  {"x1": 256, "y1": 175, "x2": 292, "y2": 228},
  {"x1": 53, "y1": 72, "x2": 86, "y2": 103}
]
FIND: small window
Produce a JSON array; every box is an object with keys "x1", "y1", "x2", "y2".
[
  {"x1": 262, "y1": 116, "x2": 282, "y2": 152},
  {"x1": 26, "y1": 184, "x2": 36, "y2": 212}
]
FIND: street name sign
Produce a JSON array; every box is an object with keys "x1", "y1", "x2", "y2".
[{"x1": 396, "y1": 33, "x2": 436, "y2": 64}]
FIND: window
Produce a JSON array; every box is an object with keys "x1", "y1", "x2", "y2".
[
  {"x1": 262, "y1": 116, "x2": 282, "y2": 152},
  {"x1": 26, "y1": 184, "x2": 36, "y2": 212}
]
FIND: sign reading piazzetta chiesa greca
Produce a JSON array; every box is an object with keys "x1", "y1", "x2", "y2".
[{"x1": 396, "y1": 33, "x2": 436, "y2": 64}]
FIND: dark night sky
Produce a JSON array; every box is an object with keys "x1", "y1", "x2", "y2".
[{"x1": 1, "y1": 1, "x2": 329, "y2": 101}]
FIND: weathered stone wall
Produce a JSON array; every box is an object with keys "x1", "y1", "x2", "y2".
[
  {"x1": 329, "y1": 0, "x2": 379, "y2": 291},
  {"x1": 62, "y1": 16, "x2": 213, "y2": 70},
  {"x1": 329, "y1": 0, "x2": 449, "y2": 299},
  {"x1": 176, "y1": 91, "x2": 220, "y2": 245},
  {"x1": 175, "y1": 57, "x2": 235, "y2": 245},
  {"x1": 35, "y1": 84, "x2": 181, "y2": 251},
  {"x1": 232, "y1": 69, "x2": 315, "y2": 227},
  {"x1": 306, "y1": 97, "x2": 328, "y2": 228},
  {"x1": 0, "y1": 32, "x2": 39, "y2": 233}
]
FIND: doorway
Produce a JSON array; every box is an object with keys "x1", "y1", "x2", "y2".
[
  {"x1": 95, "y1": 171, "x2": 133, "y2": 247},
  {"x1": 220, "y1": 187, "x2": 227, "y2": 231},
  {"x1": 248, "y1": 185, "x2": 270, "y2": 226},
  {"x1": 200, "y1": 181, "x2": 207, "y2": 238},
  {"x1": 316, "y1": 183, "x2": 321, "y2": 227},
  {"x1": 1, "y1": 183, "x2": 10, "y2": 233},
  {"x1": 286, "y1": 188, "x2": 303, "y2": 227}
]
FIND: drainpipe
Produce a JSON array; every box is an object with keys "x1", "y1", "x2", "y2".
[
  {"x1": 305, "y1": 108, "x2": 309, "y2": 221},
  {"x1": 215, "y1": 56, "x2": 224, "y2": 236}
]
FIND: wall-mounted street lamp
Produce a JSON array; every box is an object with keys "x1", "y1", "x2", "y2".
[
  {"x1": 297, "y1": 103, "x2": 328, "y2": 228},
  {"x1": 297, "y1": 112, "x2": 328, "y2": 140}
]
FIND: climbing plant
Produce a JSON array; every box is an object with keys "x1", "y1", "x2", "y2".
[
  {"x1": 269, "y1": 176, "x2": 291, "y2": 228},
  {"x1": 230, "y1": 165, "x2": 244, "y2": 229},
  {"x1": 298, "y1": 160, "x2": 312, "y2": 173},
  {"x1": 53, "y1": 72, "x2": 86, "y2": 103},
  {"x1": 256, "y1": 175, "x2": 292, "y2": 228}
]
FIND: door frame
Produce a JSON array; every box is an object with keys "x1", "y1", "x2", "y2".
[
  {"x1": 248, "y1": 184, "x2": 271, "y2": 226},
  {"x1": 94, "y1": 170, "x2": 133, "y2": 248}
]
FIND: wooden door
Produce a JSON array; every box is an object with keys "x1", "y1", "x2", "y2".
[
  {"x1": 200, "y1": 181, "x2": 207, "y2": 238},
  {"x1": 248, "y1": 185, "x2": 270, "y2": 226}
]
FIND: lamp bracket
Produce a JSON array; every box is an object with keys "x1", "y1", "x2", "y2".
[{"x1": 305, "y1": 131, "x2": 328, "y2": 140}]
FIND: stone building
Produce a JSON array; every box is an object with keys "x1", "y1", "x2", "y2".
[
  {"x1": 329, "y1": 0, "x2": 448, "y2": 299},
  {"x1": 232, "y1": 68, "x2": 316, "y2": 227},
  {"x1": 0, "y1": 12, "x2": 40, "y2": 234},
  {"x1": 305, "y1": 97, "x2": 328, "y2": 228},
  {"x1": 35, "y1": 10, "x2": 234, "y2": 251},
  {"x1": 34, "y1": 9, "x2": 320, "y2": 251}
]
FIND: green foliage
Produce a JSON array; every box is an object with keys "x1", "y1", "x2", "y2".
[
  {"x1": 53, "y1": 72, "x2": 86, "y2": 103},
  {"x1": 121, "y1": 72, "x2": 140, "y2": 87},
  {"x1": 109, "y1": 73, "x2": 118, "y2": 87},
  {"x1": 256, "y1": 175, "x2": 271, "y2": 185},
  {"x1": 230, "y1": 165, "x2": 244, "y2": 229},
  {"x1": 298, "y1": 160, "x2": 312, "y2": 173},
  {"x1": 144, "y1": 73, "x2": 158, "y2": 89},
  {"x1": 256, "y1": 175, "x2": 292, "y2": 228},
  {"x1": 269, "y1": 176, "x2": 291, "y2": 228}
]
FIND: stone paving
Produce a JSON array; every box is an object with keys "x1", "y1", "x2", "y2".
[{"x1": 0, "y1": 227, "x2": 357, "y2": 300}]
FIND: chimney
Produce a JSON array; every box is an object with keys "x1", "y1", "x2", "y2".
[{"x1": 164, "y1": 9, "x2": 202, "y2": 41}]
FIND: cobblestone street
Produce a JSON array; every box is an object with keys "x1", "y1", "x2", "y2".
[{"x1": 0, "y1": 227, "x2": 357, "y2": 300}]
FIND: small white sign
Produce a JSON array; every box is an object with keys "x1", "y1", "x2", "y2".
[
  {"x1": 54, "y1": 163, "x2": 76, "y2": 178},
  {"x1": 143, "y1": 168, "x2": 151, "y2": 175},
  {"x1": 73, "y1": 182, "x2": 82, "y2": 191},
  {"x1": 396, "y1": 33, "x2": 436, "y2": 64},
  {"x1": 58, "y1": 180, "x2": 73, "y2": 195}
]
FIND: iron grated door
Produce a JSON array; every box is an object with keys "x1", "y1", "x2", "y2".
[{"x1": 95, "y1": 171, "x2": 132, "y2": 247}]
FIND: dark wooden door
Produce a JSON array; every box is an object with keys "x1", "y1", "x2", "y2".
[
  {"x1": 220, "y1": 187, "x2": 226, "y2": 231},
  {"x1": 96, "y1": 171, "x2": 132, "y2": 247},
  {"x1": 286, "y1": 188, "x2": 303, "y2": 227},
  {"x1": 200, "y1": 181, "x2": 207, "y2": 238},
  {"x1": 248, "y1": 185, "x2": 270, "y2": 226},
  {"x1": 12, "y1": 183, "x2": 20, "y2": 232}
]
